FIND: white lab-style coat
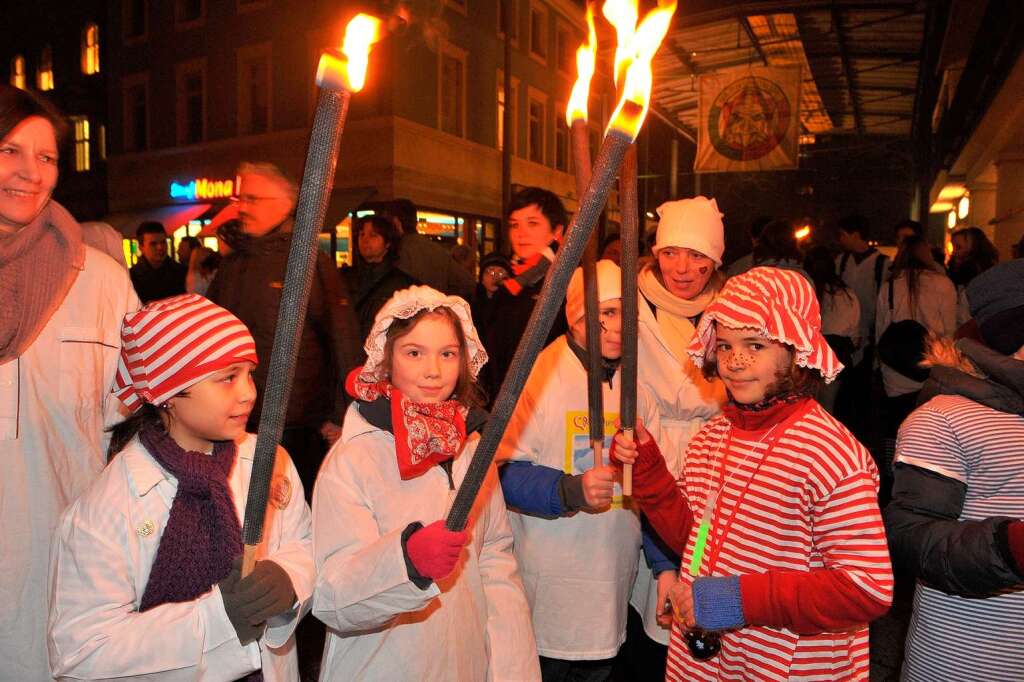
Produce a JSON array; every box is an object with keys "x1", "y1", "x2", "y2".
[
  {"x1": 48, "y1": 434, "x2": 314, "y2": 681},
  {"x1": 1, "y1": 246, "x2": 138, "y2": 680},
  {"x1": 313, "y1": 404, "x2": 540, "y2": 681},
  {"x1": 632, "y1": 293, "x2": 724, "y2": 644},
  {"x1": 497, "y1": 336, "x2": 660, "y2": 660}
]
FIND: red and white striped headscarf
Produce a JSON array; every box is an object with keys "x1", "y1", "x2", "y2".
[
  {"x1": 686, "y1": 266, "x2": 843, "y2": 383},
  {"x1": 114, "y1": 294, "x2": 259, "y2": 411}
]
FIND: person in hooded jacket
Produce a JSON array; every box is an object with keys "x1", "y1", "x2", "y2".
[{"x1": 884, "y1": 259, "x2": 1024, "y2": 682}]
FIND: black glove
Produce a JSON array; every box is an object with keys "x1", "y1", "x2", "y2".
[
  {"x1": 218, "y1": 558, "x2": 263, "y2": 645},
  {"x1": 233, "y1": 559, "x2": 297, "y2": 625}
]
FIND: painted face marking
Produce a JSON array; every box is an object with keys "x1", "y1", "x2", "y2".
[
  {"x1": 698, "y1": 265, "x2": 709, "y2": 275},
  {"x1": 726, "y1": 351, "x2": 755, "y2": 369}
]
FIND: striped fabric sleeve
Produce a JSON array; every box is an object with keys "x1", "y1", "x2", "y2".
[
  {"x1": 894, "y1": 405, "x2": 968, "y2": 484},
  {"x1": 739, "y1": 472, "x2": 894, "y2": 634}
]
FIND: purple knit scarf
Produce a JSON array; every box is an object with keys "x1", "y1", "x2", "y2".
[{"x1": 138, "y1": 426, "x2": 262, "y2": 681}]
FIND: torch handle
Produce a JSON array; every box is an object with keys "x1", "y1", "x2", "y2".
[
  {"x1": 241, "y1": 86, "x2": 351, "y2": 548},
  {"x1": 241, "y1": 544, "x2": 257, "y2": 578},
  {"x1": 446, "y1": 129, "x2": 634, "y2": 532},
  {"x1": 619, "y1": 144, "x2": 639, "y2": 500},
  {"x1": 621, "y1": 429, "x2": 634, "y2": 497}
]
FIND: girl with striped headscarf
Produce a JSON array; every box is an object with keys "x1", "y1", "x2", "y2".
[{"x1": 611, "y1": 267, "x2": 893, "y2": 681}]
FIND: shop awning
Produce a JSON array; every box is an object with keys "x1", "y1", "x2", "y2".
[{"x1": 104, "y1": 203, "x2": 213, "y2": 238}]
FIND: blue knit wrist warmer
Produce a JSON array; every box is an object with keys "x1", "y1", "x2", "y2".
[{"x1": 692, "y1": 575, "x2": 744, "y2": 631}]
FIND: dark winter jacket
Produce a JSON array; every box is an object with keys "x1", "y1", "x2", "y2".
[
  {"x1": 206, "y1": 226, "x2": 362, "y2": 430},
  {"x1": 129, "y1": 256, "x2": 186, "y2": 303},
  {"x1": 479, "y1": 278, "x2": 566, "y2": 401},
  {"x1": 883, "y1": 338, "x2": 1024, "y2": 595},
  {"x1": 343, "y1": 260, "x2": 418, "y2": 340}
]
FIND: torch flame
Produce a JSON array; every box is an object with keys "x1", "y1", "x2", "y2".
[
  {"x1": 606, "y1": 0, "x2": 676, "y2": 140},
  {"x1": 602, "y1": 0, "x2": 638, "y2": 86},
  {"x1": 566, "y1": 5, "x2": 598, "y2": 126},
  {"x1": 335, "y1": 13, "x2": 385, "y2": 91},
  {"x1": 794, "y1": 225, "x2": 811, "y2": 241}
]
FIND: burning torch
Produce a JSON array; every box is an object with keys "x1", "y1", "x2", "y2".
[
  {"x1": 240, "y1": 14, "x2": 381, "y2": 575},
  {"x1": 446, "y1": 0, "x2": 674, "y2": 531},
  {"x1": 604, "y1": 0, "x2": 676, "y2": 497},
  {"x1": 566, "y1": 5, "x2": 606, "y2": 471}
]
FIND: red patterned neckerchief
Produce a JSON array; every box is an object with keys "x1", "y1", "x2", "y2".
[{"x1": 346, "y1": 367, "x2": 469, "y2": 480}]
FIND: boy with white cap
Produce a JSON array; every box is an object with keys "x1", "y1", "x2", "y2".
[{"x1": 497, "y1": 260, "x2": 658, "y2": 680}]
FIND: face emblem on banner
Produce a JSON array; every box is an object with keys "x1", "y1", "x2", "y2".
[{"x1": 709, "y1": 77, "x2": 792, "y2": 162}]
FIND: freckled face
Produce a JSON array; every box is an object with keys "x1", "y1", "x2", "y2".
[{"x1": 713, "y1": 324, "x2": 792, "y2": 404}]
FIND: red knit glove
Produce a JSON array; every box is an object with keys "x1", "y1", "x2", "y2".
[
  {"x1": 406, "y1": 521, "x2": 469, "y2": 581},
  {"x1": 1008, "y1": 521, "x2": 1024, "y2": 575},
  {"x1": 609, "y1": 426, "x2": 694, "y2": 556}
]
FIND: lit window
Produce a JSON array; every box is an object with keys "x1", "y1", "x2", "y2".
[
  {"x1": 82, "y1": 23, "x2": 100, "y2": 74},
  {"x1": 38, "y1": 46, "x2": 54, "y2": 91},
  {"x1": 71, "y1": 116, "x2": 91, "y2": 172},
  {"x1": 10, "y1": 55, "x2": 26, "y2": 89}
]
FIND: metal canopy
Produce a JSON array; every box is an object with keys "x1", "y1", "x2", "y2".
[{"x1": 651, "y1": 0, "x2": 928, "y2": 139}]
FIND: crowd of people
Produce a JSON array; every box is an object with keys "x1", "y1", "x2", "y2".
[{"x1": 3, "y1": 83, "x2": 1023, "y2": 682}]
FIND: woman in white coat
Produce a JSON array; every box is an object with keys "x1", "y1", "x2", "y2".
[
  {"x1": 622, "y1": 197, "x2": 728, "y2": 677},
  {"x1": 313, "y1": 287, "x2": 539, "y2": 681},
  {"x1": 0, "y1": 85, "x2": 139, "y2": 679}
]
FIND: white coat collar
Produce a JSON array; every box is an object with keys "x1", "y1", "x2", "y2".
[
  {"x1": 339, "y1": 402, "x2": 386, "y2": 445},
  {"x1": 123, "y1": 433, "x2": 255, "y2": 497}
]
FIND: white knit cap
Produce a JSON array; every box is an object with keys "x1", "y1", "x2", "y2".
[
  {"x1": 652, "y1": 196, "x2": 725, "y2": 266},
  {"x1": 566, "y1": 259, "x2": 623, "y2": 325}
]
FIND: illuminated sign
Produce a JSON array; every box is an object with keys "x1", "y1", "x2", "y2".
[{"x1": 169, "y1": 177, "x2": 235, "y2": 201}]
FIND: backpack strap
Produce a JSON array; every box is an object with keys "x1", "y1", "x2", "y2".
[{"x1": 874, "y1": 252, "x2": 887, "y2": 292}]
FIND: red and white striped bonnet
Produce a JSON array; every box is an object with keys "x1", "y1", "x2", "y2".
[
  {"x1": 686, "y1": 266, "x2": 843, "y2": 383},
  {"x1": 113, "y1": 294, "x2": 259, "y2": 411}
]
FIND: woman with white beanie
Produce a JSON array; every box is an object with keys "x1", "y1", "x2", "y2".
[{"x1": 618, "y1": 196, "x2": 728, "y2": 679}]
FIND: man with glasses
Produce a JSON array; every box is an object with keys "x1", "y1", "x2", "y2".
[{"x1": 207, "y1": 162, "x2": 361, "y2": 500}]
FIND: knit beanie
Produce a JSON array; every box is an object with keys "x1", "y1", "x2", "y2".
[
  {"x1": 966, "y1": 259, "x2": 1024, "y2": 356},
  {"x1": 113, "y1": 294, "x2": 259, "y2": 411},
  {"x1": 652, "y1": 196, "x2": 725, "y2": 266},
  {"x1": 566, "y1": 259, "x2": 622, "y2": 325}
]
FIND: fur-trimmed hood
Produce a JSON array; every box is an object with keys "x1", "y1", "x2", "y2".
[{"x1": 918, "y1": 337, "x2": 1024, "y2": 415}]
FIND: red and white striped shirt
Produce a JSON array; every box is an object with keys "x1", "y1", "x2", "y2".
[{"x1": 666, "y1": 399, "x2": 893, "y2": 681}]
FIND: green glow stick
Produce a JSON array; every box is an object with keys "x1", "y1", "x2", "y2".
[{"x1": 689, "y1": 519, "x2": 711, "y2": 577}]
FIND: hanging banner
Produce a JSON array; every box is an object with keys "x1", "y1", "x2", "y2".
[{"x1": 696, "y1": 66, "x2": 801, "y2": 173}]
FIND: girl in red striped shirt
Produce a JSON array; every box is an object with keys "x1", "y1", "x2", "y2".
[{"x1": 612, "y1": 267, "x2": 893, "y2": 681}]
